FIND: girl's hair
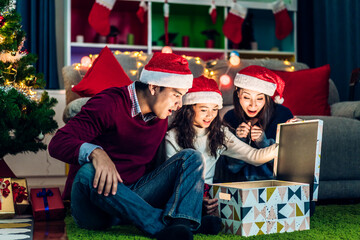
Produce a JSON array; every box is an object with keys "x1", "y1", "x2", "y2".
[
  {"x1": 233, "y1": 87, "x2": 275, "y2": 130},
  {"x1": 168, "y1": 105, "x2": 227, "y2": 157}
]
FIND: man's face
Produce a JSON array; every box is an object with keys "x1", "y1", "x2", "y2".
[{"x1": 151, "y1": 87, "x2": 188, "y2": 119}]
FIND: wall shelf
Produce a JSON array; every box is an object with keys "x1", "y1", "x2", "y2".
[{"x1": 64, "y1": 0, "x2": 297, "y2": 65}]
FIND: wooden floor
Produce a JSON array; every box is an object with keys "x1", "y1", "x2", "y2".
[{"x1": 33, "y1": 220, "x2": 68, "y2": 240}]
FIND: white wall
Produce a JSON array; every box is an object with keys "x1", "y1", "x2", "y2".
[{"x1": 5, "y1": 90, "x2": 67, "y2": 189}]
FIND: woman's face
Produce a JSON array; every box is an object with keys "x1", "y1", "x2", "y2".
[
  {"x1": 238, "y1": 88, "x2": 266, "y2": 118},
  {"x1": 193, "y1": 103, "x2": 219, "y2": 129}
]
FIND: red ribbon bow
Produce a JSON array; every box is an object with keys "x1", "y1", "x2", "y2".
[
  {"x1": 12, "y1": 182, "x2": 28, "y2": 203},
  {"x1": 0, "y1": 178, "x2": 11, "y2": 210}
]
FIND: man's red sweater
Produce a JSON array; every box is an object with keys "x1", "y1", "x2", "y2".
[{"x1": 48, "y1": 87, "x2": 167, "y2": 199}]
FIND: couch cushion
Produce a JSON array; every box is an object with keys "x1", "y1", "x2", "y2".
[
  {"x1": 72, "y1": 46, "x2": 132, "y2": 97},
  {"x1": 273, "y1": 64, "x2": 331, "y2": 116}
]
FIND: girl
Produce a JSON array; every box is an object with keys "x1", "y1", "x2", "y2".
[
  {"x1": 165, "y1": 75, "x2": 278, "y2": 215},
  {"x1": 215, "y1": 65, "x2": 294, "y2": 183}
]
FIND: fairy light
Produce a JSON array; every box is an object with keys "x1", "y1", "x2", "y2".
[
  {"x1": 220, "y1": 74, "x2": 231, "y2": 88},
  {"x1": 283, "y1": 60, "x2": 291, "y2": 65},
  {"x1": 210, "y1": 71, "x2": 214, "y2": 76},
  {"x1": 129, "y1": 70, "x2": 137, "y2": 76},
  {"x1": 161, "y1": 46, "x2": 172, "y2": 54},
  {"x1": 137, "y1": 62, "x2": 143, "y2": 68},
  {"x1": 114, "y1": 50, "x2": 121, "y2": 55}
]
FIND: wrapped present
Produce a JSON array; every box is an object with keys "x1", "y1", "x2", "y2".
[
  {"x1": 30, "y1": 188, "x2": 65, "y2": 221},
  {"x1": 210, "y1": 120, "x2": 323, "y2": 237},
  {"x1": 0, "y1": 178, "x2": 15, "y2": 219},
  {"x1": 33, "y1": 220, "x2": 66, "y2": 239},
  {"x1": 11, "y1": 178, "x2": 29, "y2": 214}
]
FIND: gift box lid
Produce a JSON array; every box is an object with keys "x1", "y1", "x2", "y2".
[{"x1": 274, "y1": 119, "x2": 323, "y2": 201}]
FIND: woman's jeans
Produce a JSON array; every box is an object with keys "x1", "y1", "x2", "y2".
[{"x1": 71, "y1": 149, "x2": 204, "y2": 236}]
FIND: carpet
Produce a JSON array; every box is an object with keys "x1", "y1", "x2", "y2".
[{"x1": 65, "y1": 204, "x2": 360, "y2": 240}]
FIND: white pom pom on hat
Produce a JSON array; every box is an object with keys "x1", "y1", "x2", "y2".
[{"x1": 234, "y1": 65, "x2": 285, "y2": 104}]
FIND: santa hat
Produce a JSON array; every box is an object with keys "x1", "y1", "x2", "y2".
[
  {"x1": 183, "y1": 75, "x2": 223, "y2": 109},
  {"x1": 139, "y1": 52, "x2": 193, "y2": 89},
  {"x1": 234, "y1": 65, "x2": 285, "y2": 104}
]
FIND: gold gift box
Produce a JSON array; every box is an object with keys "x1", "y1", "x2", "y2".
[
  {"x1": 11, "y1": 178, "x2": 30, "y2": 214},
  {"x1": 0, "y1": 178, "x2": 15, "y2": 219}
]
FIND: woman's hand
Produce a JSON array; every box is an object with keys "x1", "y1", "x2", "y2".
[
  {"x1": 236, "y1": 122, "x2": 251, "y2": 138},
  {"x1": 286, "y1": 116, "x2": 303, "y2": 123},
  {"x1": 250, "y1": 125, "x2": 264, "y2": 142},
  {"x1": 203, "y1": 197, "x2": 218, "y2": 215}
]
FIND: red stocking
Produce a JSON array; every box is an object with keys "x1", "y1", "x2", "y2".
[
  {"x1": 88, "y1": 0, "x2": 116, "y2": 36},
  {"x1": 272, "y1": 0, "x2": 293, "y2": 40},
  {"x1": 222, "y1": 2, "x2": 247, "y2": 44}
]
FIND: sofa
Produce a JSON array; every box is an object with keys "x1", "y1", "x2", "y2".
[{"x1": 62, "y1": 51, "x2": 360, "y2": 201}]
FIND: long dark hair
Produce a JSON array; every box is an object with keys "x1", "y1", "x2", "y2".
[
  {"x1": 168, "y1": 105, "x2": 227, "y2": 157},
  {"x1": 233, "y1": 88, "x2": 275, "y2": 130}
]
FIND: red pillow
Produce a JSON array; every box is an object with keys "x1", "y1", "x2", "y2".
[
  {"x1": 273, "y1": 64, "x2": 331, "y2": 116},
  {"x1": 72, "y1": 46, "x2": 132, "y2": 97}
]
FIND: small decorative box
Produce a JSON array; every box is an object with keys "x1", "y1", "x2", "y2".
[
  {"x1": 11, "y1": 178, "x2": 29, "y2": 214},
  {"x1": 0, "y1": 178, "x2": 15, "y2": 219},
  {"x1": 30, "y1": 188, "x2": 65, "y2": 221}
]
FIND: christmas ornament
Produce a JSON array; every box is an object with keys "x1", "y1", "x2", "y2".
[
  {"x1": 88, "y1": 0, "x2": 116, "y2": 36},
  {"x1": 0, "y1": 15, "x2": 5, "y2": 28},
  {"x1": 164, "y1": 0, "x2": 169, "y2": 46},
  {"x1": 36, "y1": 132, "x2": 44, "y2": 141},
  {"x1": 272, "y1": 0, "x2": 293, "y2": 40},
  {"x1": 209, "y1": 0, "x2": 217, "y2": 24},
  {"x1": 8, "y1": 129, "x2": 16, "y2": 140},
  {"x1": 136, "y1": 0, "x2": 147, "y2": 24},
  {"x1": 222, "y1": 1, "x2": 247, "y2": 44}
]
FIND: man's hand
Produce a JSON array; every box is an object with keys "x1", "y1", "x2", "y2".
[
  {"x1": 90, "y1": 148, "x2": 123, "y2": 196},
  {"x1": 203, "y1": 197, "x2": 218, "y2": 215}
]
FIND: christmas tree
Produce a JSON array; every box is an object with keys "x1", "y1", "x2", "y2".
[{"x1": 0, "y1": 0, "x2": 58, "y2": 169}]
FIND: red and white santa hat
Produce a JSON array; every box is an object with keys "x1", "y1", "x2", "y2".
[
  {"x1": 234, "y1": 65, "x2": 285, "y2": 104},
  {"x1": 183, "y1": 75, "x2": 223, "y2": 109},
  {"x1": 139, "y1": 52, "x2": 193, "y2": 89}
]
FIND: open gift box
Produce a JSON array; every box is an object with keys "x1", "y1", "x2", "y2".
[{"x1": 209, "y1": 120, "x2": 323, "y2": 237}]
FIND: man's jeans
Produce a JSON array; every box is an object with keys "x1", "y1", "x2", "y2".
[{"x1": 71, "y1": 149, "x2": 204, "y2": 236}]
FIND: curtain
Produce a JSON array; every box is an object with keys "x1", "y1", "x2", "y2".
[
  {"x1": 17, "y1": 0, "x2": 59, "y2": 89},
  {"x1": 298, "y1": 0, "x2": 360, "y2": 101}
]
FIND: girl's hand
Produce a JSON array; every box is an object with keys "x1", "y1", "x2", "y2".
[
  {"x1": 203, "y1": 197, "x2": 218, "y2": 216},
  {"x1": 250, "y1": 125, "x2": 264, "y2": 141},
  {"x1": 236, "y1": 122, "x2": 251, "y2": 138},
  {"x1": 286, "y1": 116, "x2": 303, "y2": 123}
]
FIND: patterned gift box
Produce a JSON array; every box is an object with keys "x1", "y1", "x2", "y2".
[
  {"x1": 0, "y1": 178, "x2": 15, "y2": 219},
  {"x1": 30, "y1": 188, "x2": 65, "y2": 221},
  {"x1": 11, "y1": 178, "x2": 30, "y2": 214},
  {"x1": 210, "y1": 120, "x2": 323, "y2": 237}
]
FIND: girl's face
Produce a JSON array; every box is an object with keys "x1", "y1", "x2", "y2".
[
  {"x1": 238, "y1": 88, "x2": 266, "y2": 118},
  {"x1": 193, "y1": 103, "x2": 219, "y2": 129}
]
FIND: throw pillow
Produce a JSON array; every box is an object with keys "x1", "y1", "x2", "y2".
[
  {"x1": 273, "y1": 64, "x2": 331, "y2": 116},
  {"x1": 72, "y1": 46, "x2": 132, "y2": 97}
]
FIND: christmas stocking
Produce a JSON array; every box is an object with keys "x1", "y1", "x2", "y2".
[
  {"x1": 88, "y1": 0, "x2": 116, "y2": 36},
  {"x1": 209, "y1": 0, "x2": 217, "y2": 25},
  {"x1": 136, "y1": 0, "x2": 147, "y2": 23},
  {"x1": 164, "y1": 0, "x2": 169, "y2": 45},
  {"x1": 222, "y1": 2, "x2": 247, "y2": 44},
  {"x1": 272, "y1": 0, "x2": 293, "y2": 40}
]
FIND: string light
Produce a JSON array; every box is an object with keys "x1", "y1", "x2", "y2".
[
  {"x1": 80, "y1": 56, "x2": 92, "y2": 68},
  {"x1": 161, "y1": 46, "x2": 173, "y2": 54},
  {"x1": 219, "y1": 74, "x2": 232, "y2": 88}
]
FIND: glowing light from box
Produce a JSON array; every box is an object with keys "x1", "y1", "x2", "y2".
[
  {"x1": 162, "y1": 46, "x2": 173, "y2": 54},
  {"x1": 81, "y1": 56, "x2": 92, "y2": 68},
  {"x1": 220, "y1": 74, "x2": 231, "y2": 87}
]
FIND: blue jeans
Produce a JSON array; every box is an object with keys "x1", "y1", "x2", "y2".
[{"x1": 71, "y1": 149, "x2": 204, "y2": 236}]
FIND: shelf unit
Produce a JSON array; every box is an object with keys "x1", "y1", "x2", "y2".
[{"x1": 64, "y1": 0, "x2": 297, "y2": 65}]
